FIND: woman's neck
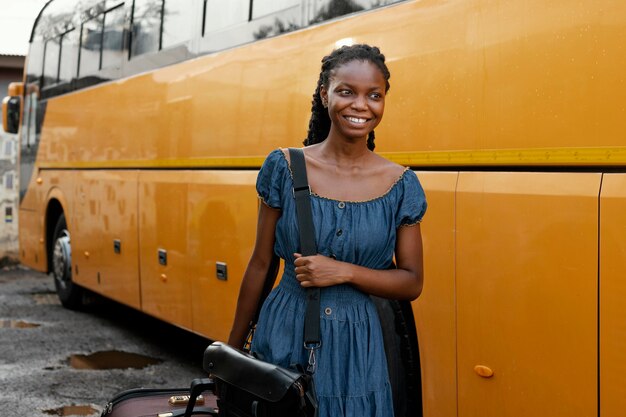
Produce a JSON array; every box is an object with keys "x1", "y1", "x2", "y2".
[{"x1": 314, "y1": 136, "x2": 371, "y2": 167}]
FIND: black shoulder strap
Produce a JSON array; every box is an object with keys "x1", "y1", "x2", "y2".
[
  {"x1": 288, "y1": 148, "x2": 321, "y2": 356},
  {"x1": 289, "y1": 148, "x2": 317, "y2": 257}
]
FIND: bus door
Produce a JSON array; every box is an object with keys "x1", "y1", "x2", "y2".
[{"x1": 456, "y1": 172, "x2": 600, "y2": 417}]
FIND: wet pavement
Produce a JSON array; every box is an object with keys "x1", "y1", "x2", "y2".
[{"x1": 0, "y1": 266, "x2": 210, "y2": 416}]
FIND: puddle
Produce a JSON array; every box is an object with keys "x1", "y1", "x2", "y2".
[
  {"x1": 69, "y1": 350, "x2": 162, "y2": 370},
  {"x1": 43, "y1": 405, "x2": 98, "y2": 416},
  {"x1": 0, "y1": 319, "x2": 40, "y2": 328},
  {"x1": 32, "y1": 292, "x2": 61, "y2": 305}
]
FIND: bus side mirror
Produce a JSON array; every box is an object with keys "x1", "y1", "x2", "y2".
[{"x1": 2, "y1": 82, "x2": 23, "y2": 134}]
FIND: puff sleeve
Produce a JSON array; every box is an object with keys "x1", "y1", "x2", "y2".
[
  {"x1": 395, "y1": 170, "x2": 427, "y2": 228},
  {"x1": 256, "y1": 149, "x2": 286, "y2": 209}
]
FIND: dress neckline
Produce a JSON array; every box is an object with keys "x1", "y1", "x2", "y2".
[{"x1": 278, "y1": 148, "x2": 410, "y2": 204}]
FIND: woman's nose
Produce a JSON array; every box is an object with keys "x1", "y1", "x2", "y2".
[{"x1": 351, "y1": 94, "x2": 367, "y2": 110}]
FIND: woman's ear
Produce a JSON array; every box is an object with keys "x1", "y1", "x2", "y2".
[{"x1": 320, "y1": 85, "x2": 328, "y2": 108}]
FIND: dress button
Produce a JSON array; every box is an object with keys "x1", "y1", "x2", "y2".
[
  {"x1": 324, "y1": 307, "x2": 332, "y2": 316},
  {"x1": 338, "y1": 201, "x2": 346, "y2": 209},
  {"x1": 336, "y1": 229, "x2": 343, "y2": 237}
]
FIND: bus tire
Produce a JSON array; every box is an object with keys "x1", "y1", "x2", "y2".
[
  {"x1": 372, "y1": 296, "x2": 423, "y2": 417},
  {"x1": 51, "y1": 214, "x2": 83, "y2": 309}
]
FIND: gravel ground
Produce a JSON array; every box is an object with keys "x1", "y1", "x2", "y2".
[{"x1": 0, "y1": 266, "x2": 210, "y2": 416}]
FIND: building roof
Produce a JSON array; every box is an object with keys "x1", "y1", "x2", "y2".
[{"x1": 0, "y1": 55, "x2": 25, "y2": 70}]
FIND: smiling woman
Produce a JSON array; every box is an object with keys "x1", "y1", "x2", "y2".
[{"x1": 228, "y1": 44, "x2": 427, "y2": 417}]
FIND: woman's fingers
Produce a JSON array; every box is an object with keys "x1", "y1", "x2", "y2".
[
  {"x1": 294, "y1": 253, "x2": 313, "y2": 284},
  {"x1": 293, "y1": 254, "x2": 341, "y2": 287}
]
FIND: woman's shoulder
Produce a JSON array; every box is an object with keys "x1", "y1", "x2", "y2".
[
  {"x1": 256, "y1": 149, "x2": 291, "y2": 209},
  {"x1": 369, "y1": 154, "x2": 426, "y2": 203},
  {"x1": 258, "y1": 148, "x2": 292, "y2": 180},
  {"x1": 260, "y1": 148, "x2": 289, "y2": 172},
  {"x1": 370, "y1": 153, "x2": 409, "y2": 183},
  {"x1": 265, "y1": 148, "x2": 287, "y2": 162}
]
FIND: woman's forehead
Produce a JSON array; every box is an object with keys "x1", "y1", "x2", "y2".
[{"x1": 329, "y1": 60, "x2": 386, "y2": 86}]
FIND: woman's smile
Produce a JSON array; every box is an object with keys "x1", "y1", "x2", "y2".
[{"x1": 344, "y1": 116, "x2": 370, "y2": 124}]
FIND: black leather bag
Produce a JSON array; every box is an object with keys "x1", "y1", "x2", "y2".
[{"x1": 203, "y1": 342, "x2": 317, "y2": 417}]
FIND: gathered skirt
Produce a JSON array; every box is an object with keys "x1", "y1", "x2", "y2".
[{"x1": 251, "y1": 271, "x2": 394, "y2": 417}]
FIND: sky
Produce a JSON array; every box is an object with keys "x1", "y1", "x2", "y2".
[{"x1": 0, "y1": 0, "x2": 49, "y2": 56}]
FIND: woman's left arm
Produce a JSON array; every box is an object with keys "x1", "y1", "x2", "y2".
[{"x1": 294, "y1": 223, "x2": 424, "y2": 300}]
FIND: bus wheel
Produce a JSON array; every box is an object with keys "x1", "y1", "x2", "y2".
[
  {"x1": 372, "y1": 296, "x2": 423, "y2": 417},
  {"x1": 51, "y1": 214, "x2": 83, "y2": 309}
]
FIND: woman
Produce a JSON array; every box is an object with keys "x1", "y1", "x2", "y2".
[{"x1": 228, "y1": 44, "x2": 427, "y2": 417}]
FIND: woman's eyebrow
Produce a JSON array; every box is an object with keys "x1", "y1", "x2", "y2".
[{"x1": 334, "y1": 81, "x2": 383, "y2": 91}]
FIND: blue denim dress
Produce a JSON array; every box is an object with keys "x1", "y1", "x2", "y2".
[{"x1": 252, "y1": 149, "x2": 427, "y2": 417}]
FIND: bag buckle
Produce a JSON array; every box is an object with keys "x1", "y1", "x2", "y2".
[
  {"x1": 242, "y1": 322, "x2": 255, "y2": 353},
  {"x1": 304, "y1": 342, "x2": 321, "y2": 374},
  {"x1": 292, "y1": 185, "x2": 311, "y2": 199}
]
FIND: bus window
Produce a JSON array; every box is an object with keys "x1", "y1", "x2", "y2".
[
  {"x1": 252, "y1": 0, "x2": 301, "y2": 19},
  {"x1": 79, "y1": 15, "x2": 104, "y2": 76},
  {"x1": 130, "y1": 0, "x2": 162, "y2": 58},
  {"x1": 251, "y1": 0, "x2": 303, "y2": 40},
  {"x1": 203, "y1": 0, "x2": 248, "y2": 33},
  {"x1": 59, "y1": 28, "x2": 79, "y2": 84},
  {"x1": 162, "y1": 0, "x2": 194, "y2": 49},
  {"x1": 102, "y1": 4, "x2": 127, "y2": 70},
  {"x1": 310, "y1": 0, "x2": 405, "y2": 24},
  {"x1": 43, "y1": 37, "x2": 60, "y2": 87},
  {"x1": 26, "y1": 40, "x2": 44, "y2": 87}
]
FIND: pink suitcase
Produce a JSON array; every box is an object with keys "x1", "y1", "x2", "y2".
[{"x1": 101, "y1": 378, "x2": 218, "y2": 417}]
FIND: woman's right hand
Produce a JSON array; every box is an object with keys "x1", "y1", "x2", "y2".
[{"x1": 293, "y1": 253, "x2": 352, "y2": 288}]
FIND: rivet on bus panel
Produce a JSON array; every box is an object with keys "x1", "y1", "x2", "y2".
[
  {"x1": 36, "y1": 177, "x2": 43, "y2": 184},
  {"x1": 474, "y1": 365, "x2": 494, "y2": 378},
  {"x1": 39, "y1": 237, "x2": 44, "y2": 244},
  {"x1": 84, "y1": 251, "x2": 90, "y2": 259},
  {"x1": 160, "y1": 274, "x2": 168, "y2": 283}
]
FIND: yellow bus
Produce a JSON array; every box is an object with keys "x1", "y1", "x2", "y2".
[{"x1": 4, "y1": 0, "x2": 626, "y2": 416}]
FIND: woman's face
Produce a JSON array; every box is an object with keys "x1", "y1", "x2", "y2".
[{"x1": 320, "y1": 60, "x2": 387, "y2": 142}]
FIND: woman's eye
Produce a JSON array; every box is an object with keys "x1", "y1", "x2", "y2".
[
  {"x1": 370, "y1": 93, "x2": 382, "y2": 100},
  {"x1": 339, "y1": 89, "x2": 352, "y2": 95}
]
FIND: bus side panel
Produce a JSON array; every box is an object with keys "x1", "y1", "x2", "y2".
[
  {"x1": 18, "y1": 208, "x2": 43, "y2": 270},
  {"x1": 138, "y1": 170, "x2": 258, "y2": 339},
  {"x1": 413, "y1": 172, "x2": 458, "y2": 417},
  {"x1": 71, "y1": 170, "x2": 140, "y2": 309},
  {"x1": 21, "y1": 171, "x2": 76, "y2": 273},
  {"x1": 379, "y1": 0, "x2": 626, "y2": 155},
  {"x1": 138, "y1": 172, "x2": 193, "y2": 330},
  {"x1": 19, "y1": 171, "x2": 52, "y2": 272},
  {"x1": 456, "y1": 172, "x2": 599, "y2": 417},
  {"x1": 187, "y1": 171, "x2": 259, "y2": 341},
  {"x1": 599, "y1": 174, "x2": 626, "y2": 417}
]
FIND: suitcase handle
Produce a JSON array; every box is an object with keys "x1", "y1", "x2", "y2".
[{"x1": 183, "y1": 378, "x2": 216, "y2": 417}]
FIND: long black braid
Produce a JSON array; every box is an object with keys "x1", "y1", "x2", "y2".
[{"x1": 303, "y1": 44, "x2": 391, "y2": 151}]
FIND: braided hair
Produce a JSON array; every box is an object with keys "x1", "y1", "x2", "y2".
[{"x1": 303, "y1": 44, "x2": 391, "y2": 151}]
